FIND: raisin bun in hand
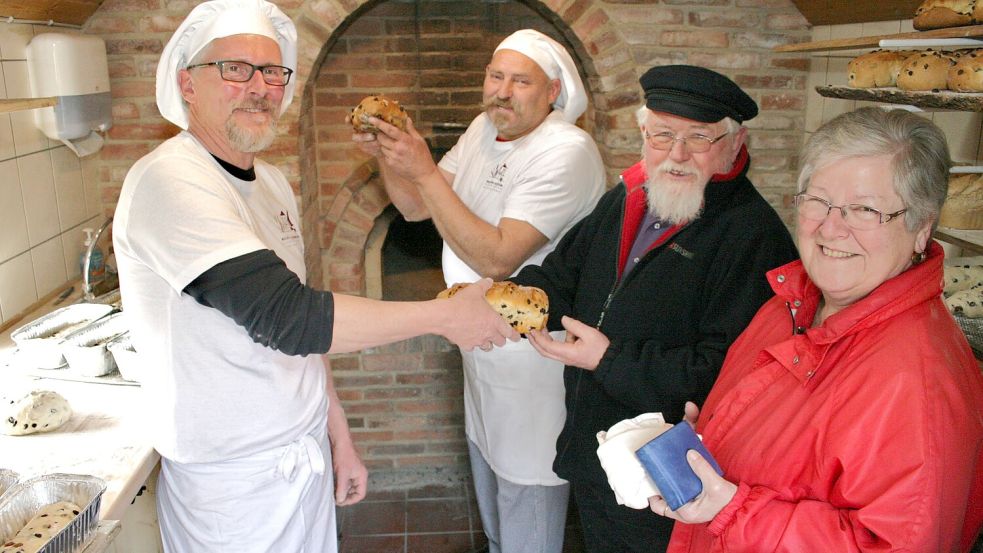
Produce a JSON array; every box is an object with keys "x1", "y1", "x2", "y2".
[
  {"x1": 437, "y1": 281, "x2": 549, "y2": 334},
  {"x1": 346, "y1": 95, "x2": 408, "y2": 133}
]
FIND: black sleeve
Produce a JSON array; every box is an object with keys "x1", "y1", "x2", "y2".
[{"x1": 183, "y1": 249, "x2": 334, "y2": 356}]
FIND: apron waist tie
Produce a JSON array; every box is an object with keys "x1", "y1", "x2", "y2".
[{"x1": 275, "y1": 434, "x2": 326, "y2": 482}]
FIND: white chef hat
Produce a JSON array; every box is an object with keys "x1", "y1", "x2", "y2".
[
  {"x1": 156, "y1": 0, "x2": 298, "y2": 130},
  {"x1": 493, "y1": 29, "x2": 587, "y2": 123}
]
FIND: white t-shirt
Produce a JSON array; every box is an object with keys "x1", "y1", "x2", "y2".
[
  {"x1": 438, "y1": 110, "x2": 605, "y2": 485},
  {"x1": 113, "y1": 132, "x2": 327, "y2": 464}
]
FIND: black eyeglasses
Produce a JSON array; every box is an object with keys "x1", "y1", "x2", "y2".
[
  {"x1": 643, "y1": 130, "x2": 729, "y2": 153},
  {"x1": 186, "y1": 60, "x2": 293, "y2": 86},
  {"x1": 793, "y1": 193, "x2": 907, "y2": 230}
]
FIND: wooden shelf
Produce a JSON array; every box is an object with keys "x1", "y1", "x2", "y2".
[
  {"x1": 0, "y1": 97, "x2": 57, "y2": 114},
  {"x1": 815, "y1": 85, "x2": 983, "y2": 111},
  {"x1": 774, "y1": 24, "x2": 983, "y2": 53},
  {"x1": 935, "y1": 227, "x2": 983, "y2": 255}
]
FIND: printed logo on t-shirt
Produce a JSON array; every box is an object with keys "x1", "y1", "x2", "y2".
[
  {"x1": 483, "y1": 162, "x2": 507, "y2": 192},
  {"x1": 276, "y1": 210, "x2": 300, "y2": 243}
]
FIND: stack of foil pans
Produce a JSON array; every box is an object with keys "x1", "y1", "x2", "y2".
[
  {"x1": 10, "y1": 305, "x2": 114, "y2": 370},
  {"x1": 0, "y1": 470, "x2": 18, "y2": 502}
]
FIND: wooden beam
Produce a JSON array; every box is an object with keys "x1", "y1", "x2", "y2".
[
  {"x1": 789, "y1": 0, "x2": 923, "y2": 26},
  {"x1": 0, "y1": 97, "x2": 58, "y2": 114},
  {"x1": 0, "y1": 0, "x2": 104, "y2": 26},
  {"x1": 774, "y1": 24, "x2": 983, "y2": 52}
]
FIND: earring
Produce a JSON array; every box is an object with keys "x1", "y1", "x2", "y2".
[{"x1": 912, "y1": 250, "x2": 926, "y2": 264}]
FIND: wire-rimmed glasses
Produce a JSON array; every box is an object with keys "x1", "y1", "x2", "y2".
[{"x1": 793, "y1": 192, "x2": 907, "y2": 230}]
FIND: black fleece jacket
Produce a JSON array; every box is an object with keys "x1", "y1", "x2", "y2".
[{"x1": 513, "y1": 152, "x2": 799, "y2": 486}]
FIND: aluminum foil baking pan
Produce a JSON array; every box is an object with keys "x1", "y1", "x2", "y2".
[
  {"x1": 89, "y1": 289, "x2": 121, "y2": 311},
  {"x1": 0, "y1": 474, "x2": 105, "y2": 553},
  {"x1": 0, "y1": 470, "x2": 18, "y2": 502},
  {"x1": 61, "y1": 312, "x2": 127, "y2": 378},
  {"x1": 106, "y1": 332, "x2": 141, "y2": 383},
  {"x1": 10, "y1": 304, "x2": 114, "y2": 370}
]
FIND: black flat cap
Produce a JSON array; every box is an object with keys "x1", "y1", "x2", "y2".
[{"x1": 639, "y1": 65, "x2": 758, "y2": 124}]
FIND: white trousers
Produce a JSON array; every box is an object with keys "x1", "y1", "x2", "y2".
[
  {"x1": 157, "y1": 428, "x2": 335, "y2": 553},
  {"x1": 469, "y1": 438, "x2": 570, "y2": 553}
]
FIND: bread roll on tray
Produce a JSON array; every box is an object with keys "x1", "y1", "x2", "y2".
[
  {"x1": 948, "y1": 49, "x2": 983, "y2": 91},
  {"x1": 848, "y1": 50, "x2": 914, "y2": 88},
  {"x1": 913, "y1": 0, "x2": 983, "y2": 30},
  {"x1": 898, "y1": 50, "x2": 959, "y2": 91}
]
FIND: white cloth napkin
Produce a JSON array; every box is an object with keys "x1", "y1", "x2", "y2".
[{"x1": 596, "y1": 412, "x2": 672, "y2": 509}]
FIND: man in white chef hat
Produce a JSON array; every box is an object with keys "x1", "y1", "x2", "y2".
[
  {"x1": 113, "y1": 1, "x2": 520, "y2": 551},
  {"x1": 353, "y1": 28, "x2": 605, "y2": 553}
]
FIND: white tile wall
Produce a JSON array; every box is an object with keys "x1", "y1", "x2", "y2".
[{"x1": 0, "y1": 23, "x2": 104, "y2": 326}]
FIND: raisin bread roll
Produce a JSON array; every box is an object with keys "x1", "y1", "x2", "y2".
[
  {"x1": 945, "y1": 264, "x2": 983, "y2": 294},
  {"x1": 946, "y1": 287, "x2": 983, "y2": 317},
  {"x1": 848, "y1": 50, "x2": 912, "y2": 88},
  {"x1": 346, "y1": 95, "x2": 408, "y2": 133},
  {"x1": 898, "y1": 50, "x2": 959, "y2": 91},
  {"x1": 941, "y1": 173, "x2": 983, "y2": 229},
  {"x1": 437, "y1": 281, "x2": 548, "y2": 333},
  {"x1": 913, "y1": 0, "x2": 983, "y2": 30},
  {"x1": 0, "y1": 390, "x2": 72, "y2": 436},
  {"x1": 948, "y1": 49, "x2": 983, "y2": 91},
  {"x1": 0, "y1": 501, "x2": 81, "y2": 553}
]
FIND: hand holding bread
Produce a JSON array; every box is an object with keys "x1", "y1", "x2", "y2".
[{"x1": 437, "y1": 280, "x2": 549, "y2": 334}]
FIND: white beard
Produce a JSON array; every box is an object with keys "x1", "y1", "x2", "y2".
[
  {"x1": 227, "y1": 116, "x2": 277, "y2": 153},
  {"x1": 645, "y1": 161, "x2": 708, "y2": 224}
]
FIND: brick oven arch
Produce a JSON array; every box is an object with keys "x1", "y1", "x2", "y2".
[{"x1": 289, "y1": 0, "x2": 640, "y2": 292}]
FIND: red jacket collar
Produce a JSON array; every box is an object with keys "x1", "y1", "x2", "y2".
[{"x1": 766, "y1": 240, "x2": 946, "y2": 346}]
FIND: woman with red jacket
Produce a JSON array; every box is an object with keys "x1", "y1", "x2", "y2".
[{"x1": 653, "y1": 107, "x2": 983, "y2": 552}]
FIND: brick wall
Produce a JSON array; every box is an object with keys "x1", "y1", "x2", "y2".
[{"x1": 84, "y1": 0, "x2": 810, "y2": 489}]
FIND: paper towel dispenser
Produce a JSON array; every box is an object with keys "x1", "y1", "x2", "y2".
[{"x1": 26, "y1": 33, "x2": 112, "y2": 154}]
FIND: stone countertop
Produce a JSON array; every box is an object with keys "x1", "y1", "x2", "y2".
[{"x1": 0, "y1": 284, "x2": 160, "y2": 523}]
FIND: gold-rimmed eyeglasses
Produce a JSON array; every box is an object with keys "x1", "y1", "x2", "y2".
[
  {"x1": 793, "y1": 192, "x2": 907, "y2": 230},
  {"x1": 643, "y1": 130, "x2": 729, "y2": 153},
  {"x1": 186, "y1": 60, "x2": 293, "y2": 86}
]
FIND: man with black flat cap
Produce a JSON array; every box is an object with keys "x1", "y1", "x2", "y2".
[{"x1": 510, "y1": 64, "x2": 798, "y2": 552}]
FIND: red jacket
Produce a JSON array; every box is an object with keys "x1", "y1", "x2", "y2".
[{"x1": 669, "y1": 241, "x2": 983, "y2": 552}]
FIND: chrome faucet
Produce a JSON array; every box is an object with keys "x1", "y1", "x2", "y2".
[{"x1": 82, "y1": 217, "x2": 112, "y2": 301}]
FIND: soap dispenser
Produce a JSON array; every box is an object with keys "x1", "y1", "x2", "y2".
[{"x1": 79, "y1": 228, "x2": 105, "y2": 282}]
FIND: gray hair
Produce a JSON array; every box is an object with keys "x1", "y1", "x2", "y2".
[
  {"x1": 797, "y1": 107, "x2": 951, "y2": 232},
  {"x1": 635, "y1": 105, "x2": 740, "y2": 133}
]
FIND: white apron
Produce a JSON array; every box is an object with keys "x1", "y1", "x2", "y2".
[
  {"x1": 445, "y1": 249, "x2": 567, "y2": 486},
  {"x1": 156, "y1": 421, "x2": 335, "y2": 553}
]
